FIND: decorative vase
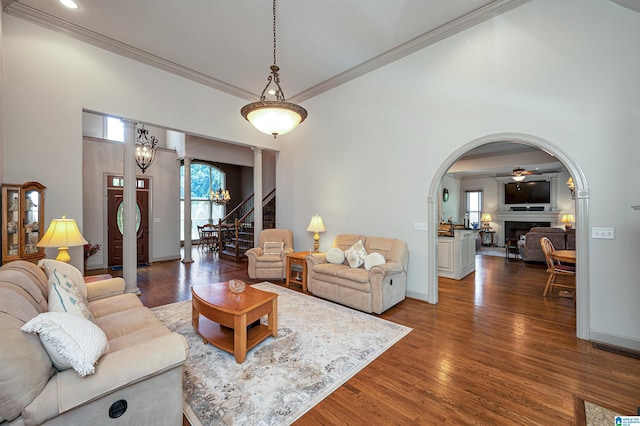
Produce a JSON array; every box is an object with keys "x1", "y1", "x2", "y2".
[{"x1": 228, "y1": 279, "x2": 246, "y2": 293}]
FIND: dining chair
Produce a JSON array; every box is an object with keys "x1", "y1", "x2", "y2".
[
  {"x1": 201, "y1": 223, "x2": 218, "y2": 251},
  {"x1": 540, "y1": 236, "x2": 576, "y2": 297},
  {"x1": 196, "y1": 225, "x2": 205, "y2": 250}
]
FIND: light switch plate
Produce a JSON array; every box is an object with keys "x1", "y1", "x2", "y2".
[
  {"x1": 592, "y1": 227, "x2": 614, "y2": 239},
  {"x1": 414, "y1": 222, "x2": 428, "y2": 231}
]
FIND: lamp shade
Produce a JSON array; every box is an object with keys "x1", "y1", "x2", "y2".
[
  {"x1": 561, "y1": 214, "x2": 575, "y2": 224},
  {"x1": 480, "y1": 214, "x2": 492, "y2": 223},
  {"x1": 566, "y1": 177, "x2": 575, "y2": 189},
  {"x1": 36, "y1": 215, "x2": 88, "y2": 262},
  {"x1": 306, "y1": 215, "x2": 326, "y2": 233},
  {"x1": 241, "y1": 101, "x2": 307, "y2": 137}
]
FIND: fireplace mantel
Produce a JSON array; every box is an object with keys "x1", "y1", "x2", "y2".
[
  {"x1": 491, "y1": 210, "x2": 563, "y2": 246},
  {"x1": 495, "y1": 210, "x2": 562, "y2": 223}
]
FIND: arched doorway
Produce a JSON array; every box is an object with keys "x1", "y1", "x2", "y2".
[{"x1": 427, "y1": 133, "x2": 590, "y2": 340}]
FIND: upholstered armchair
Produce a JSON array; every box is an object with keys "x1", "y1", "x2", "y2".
[{"x1": 245, "y1": 229, "x2": 294, "y2": 280}]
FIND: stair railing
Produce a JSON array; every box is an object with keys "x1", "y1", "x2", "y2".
[{"x1": 218, "y1": 189, "x2": 276, "y2": 262}]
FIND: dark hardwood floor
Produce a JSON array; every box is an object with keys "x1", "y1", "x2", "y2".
[{"x1": 89, "y1": 250, "x2": 640, "y2": 425}]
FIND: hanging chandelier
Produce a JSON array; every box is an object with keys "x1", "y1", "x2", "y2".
[
  {"x1": 134, "y1": 124, "x2": 158, "y2": 174},
  {"x1": 210, "y1": 187, "x2": 231, "y2": 205},
  {"x1": 240, "y1": 0, "x2": 307, "y2": 138}
]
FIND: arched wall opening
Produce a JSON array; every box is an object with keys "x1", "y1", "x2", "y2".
[{"x1": 426, "y1": 132, "x2": 590, "y2": 340}]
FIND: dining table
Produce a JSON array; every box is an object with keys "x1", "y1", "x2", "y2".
[{"x1": 551, "y1": 249, "x2": 576, "y2": 264}]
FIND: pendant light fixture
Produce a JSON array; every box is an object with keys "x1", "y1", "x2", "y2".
[
  {"x1": 241, "y1": 0, "x2": 307, "y2": 138},
  {"x1": 134, "y1": 124, "x2": 158, "y2": 174}
]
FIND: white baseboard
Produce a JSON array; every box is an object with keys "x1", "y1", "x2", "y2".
[
  {"x1": 590, "y1": 329, "x2": 640, "y2": 351},
  {"x1": 406, "y1": 289, "x2": 429, "y2": 302},
  {"x1": 151, "y1": 255, "x2": 181, "y2": 263}
]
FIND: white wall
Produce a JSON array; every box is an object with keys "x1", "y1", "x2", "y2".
[
  {"x1": 0, "y1": 12, "x2": 4, "y2": 182},
  {"x1": 276, "y1": 0, "x2": 640, "y2": 346},
  {"x1": 439, "y1": 175, "x2": 461, "y2": 224},
  {"x1": 3, "y1": 1, "x2": 640, "y2": 348}
]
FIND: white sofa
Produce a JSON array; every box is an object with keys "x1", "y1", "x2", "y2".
[
  {"x1": 305, "y1": 234, "x2": 409, "y2": 314},
  {"x1": 0, "y1": 260, "x2": 188, "y2": 425}
]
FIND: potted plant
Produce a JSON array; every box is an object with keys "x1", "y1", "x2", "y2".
[{"x1": 84, "y1": 242, "x2": 102, "y2": 271}]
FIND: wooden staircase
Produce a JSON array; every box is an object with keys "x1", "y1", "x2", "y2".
[{"x1": 218, "y1": 189, "x2": 276, "y2": 262}]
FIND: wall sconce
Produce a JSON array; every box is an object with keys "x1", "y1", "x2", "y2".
[
  {"x1": 306, "y1": 215, "x2": 326, "y2": 252},
  {"x1": 480, "y1": 213, "x2": 492, "y2": 230},
  {"x1": 561, "y1": 214, "x2": 575, "y2": 230},
  {"x1": 567, "y1": 177, "x2": 575, "y2": 199},
  {"x1": 36, "y1": 215, "x2": 88, "y2": 262}
]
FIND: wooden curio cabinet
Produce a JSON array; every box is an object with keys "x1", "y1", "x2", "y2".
[{"x1": 2, "y1": 181, "x2": 46, "y2": 264}]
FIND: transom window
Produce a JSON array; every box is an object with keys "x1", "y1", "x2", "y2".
[{"x1": 105, "y1": 116, "x2": 124, "y2": 142}]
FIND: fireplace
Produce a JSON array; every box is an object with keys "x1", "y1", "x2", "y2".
[{"x1": 504, "y1": 221, "x2": 550, "y2": 242}]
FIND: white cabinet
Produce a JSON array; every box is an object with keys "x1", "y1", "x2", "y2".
[{"x1": 438, "y1": 229, "x2": 477, "y2": 280}]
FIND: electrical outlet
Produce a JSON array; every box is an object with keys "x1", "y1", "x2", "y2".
[
  {"x1": 592, "y1": 227, "x2": 615, "y2": 239},
  {"x1": 414, "y1": 222, "x2": 428, "y2": 231}
]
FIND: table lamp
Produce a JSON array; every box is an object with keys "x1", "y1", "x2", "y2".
[
  {"x1": 306, "y1": 214, "x2": 326, "y2": 253},
  {"x1": 561, "y1": 214, "x2": 575, "y2": 230},
  {"x1": 481, "y1": 213, "x2": 492, "y2": 230},
  {"x1": 36, "y1": 215, "x2": 88, "y2": 262}
]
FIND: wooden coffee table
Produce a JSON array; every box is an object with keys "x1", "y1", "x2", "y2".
[{"x1": 191, "y1": 282, "x2": 278, "y2": 363}]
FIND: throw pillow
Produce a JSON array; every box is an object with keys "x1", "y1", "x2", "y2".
[
  {"x1": 21, "y1": 312, "x2": 109, "y2": 377},
  {"x1": 263, "y1": 241, "x2": 284, "y2": 255},
  {"x1": 39, "y1": 259, "x2": 87, "y2": 299},
  {"x1": 326, "y1": 247, "x2": 345, "y2": 264},
  {"x1": 48, "y1": 269, "x2": 94, "y2": 322},
  {"x1": 344, "y1": 240, "x2": 367, "y2": 268},
  {"x1": 364, "y1": 252, "x2": 386, "y2": 270}
]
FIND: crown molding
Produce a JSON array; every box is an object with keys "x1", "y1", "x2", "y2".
[
  {"x1": 7, "y1": 0, "x2": 530, "y2": 103},
  {"x1": 5, "y1": 3, "x2": 258, "y2": 101},
  {"x1": 290, "y1": 0, "x2": 531, "y2": 102}
]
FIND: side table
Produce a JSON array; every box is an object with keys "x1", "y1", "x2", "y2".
[
  {"x1": 505, "y1": 238, "x2": 521, "y2": 261},
  {"x1": 285, "y1": 251, "x2": 310, "y2": 292},
  {"x1": 480, "y1": 230, "x2": 495, "y2": 246}
]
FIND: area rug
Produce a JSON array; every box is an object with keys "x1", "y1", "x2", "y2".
[
  {"x1": 109, "y1": 262, "x2": 150, "y2": 271},
  {"x1": 574, "y1": 395, "x2": 630, "y2": 426},
  {"x1": 151, "y1": 282, "x2": 412, "y2": 426}
]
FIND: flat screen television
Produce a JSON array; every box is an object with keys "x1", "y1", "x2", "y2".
[{"x1": 504, "y1": 181, "x2": 551, "y2": 204}]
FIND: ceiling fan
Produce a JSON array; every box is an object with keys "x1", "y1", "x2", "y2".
[{"x1": 510, "y1": 166, "x2": 541, "y2": 181}]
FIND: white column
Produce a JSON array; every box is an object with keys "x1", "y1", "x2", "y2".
[
  {"x1": 252, "y1": 147, "x2": 263, "y2": 246},
  {"x1": 550, "y1": 176, "x2": 559, "y2": 212},
  {"x1": 122, "y1": 120, "x2": 140, "y2": 294},
  {"x1": 182, "y1": 157, "x2": 194, "y2": 263}
]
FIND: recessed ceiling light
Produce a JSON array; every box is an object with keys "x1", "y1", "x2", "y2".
[{"x1": 59, "y1": 0, "x2": 79, "y2": 9}]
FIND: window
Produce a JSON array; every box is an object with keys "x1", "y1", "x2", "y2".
[
  {"x1": 466, "y1": 191, "x2": 483, "y2": 227},
  {"x1": 105, "y1": 116, "x2": 124, "y2": 142},
  {"x1": 180, "y1": 163, "x2": 226, "y2": 241}
]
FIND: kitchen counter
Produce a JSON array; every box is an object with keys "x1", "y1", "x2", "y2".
[{"x1": 438, "y1": 229, "x2": 478, "y2": 280}]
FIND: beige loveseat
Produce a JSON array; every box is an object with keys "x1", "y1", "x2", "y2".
[
  {"x1": 0, "y1": 260, "x2": 188, "y2": 425},
  {"x1": 305, "y1": 234, "x2": 409, "y2": 314}
]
